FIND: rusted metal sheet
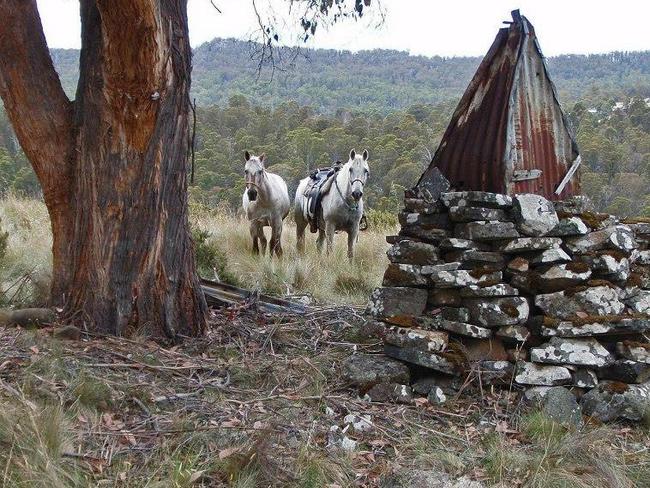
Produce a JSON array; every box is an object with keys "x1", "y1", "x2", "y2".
[{"x1": 418, "y1": 10, "x2": 580, "y2": 200}]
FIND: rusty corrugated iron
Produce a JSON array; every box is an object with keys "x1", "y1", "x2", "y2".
[{"x1": 417, "y1": 10, "x2": 580, "y2": 200}]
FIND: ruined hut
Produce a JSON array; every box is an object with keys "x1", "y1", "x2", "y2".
[
  {"x1": 418, "y1": 10, "x2": 580, "y2": 200},
  {"x1": 357, "y1": 12, "x2": 650, "y2": 422}
]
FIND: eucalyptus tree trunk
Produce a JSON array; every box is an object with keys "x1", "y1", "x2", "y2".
[{"x1": 0, "y1": 0, "x2": 206, "y2": 339}]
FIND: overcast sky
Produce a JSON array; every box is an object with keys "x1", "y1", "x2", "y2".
[{"x1": 37, "y1": 0, "x2": 650, "y2": 57}]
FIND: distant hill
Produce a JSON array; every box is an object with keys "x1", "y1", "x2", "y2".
[{"x1": 49, "y1": 39, "x2": 650, "y2": 113}]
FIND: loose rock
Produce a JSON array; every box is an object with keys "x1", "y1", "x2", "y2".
[{"x1": 541, "y1": 386, "x2": 583, "y2": 427}]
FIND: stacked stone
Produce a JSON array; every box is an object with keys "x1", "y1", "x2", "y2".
[{"x1": 367, "y1": 175, "x2": 650, "y2": 420}]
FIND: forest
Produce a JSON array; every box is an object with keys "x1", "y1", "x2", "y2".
[{"x1": 2, "y1": 41, "x2": 650, "y2": 218}]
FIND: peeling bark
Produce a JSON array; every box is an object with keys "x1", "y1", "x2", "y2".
[{"x1": 0, "y1": 0, "x2": 207, "y2": 339}]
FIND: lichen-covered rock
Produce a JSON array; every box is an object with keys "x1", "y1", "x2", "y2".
[
  {"x1": 515, "y1": 362, "x2": 572, "y2": 386},
  {"x1": 566, "y1": 225, "x2": 637, "y2": 254},
  {"x1": 441, "y1": 191, "x2": 513, "y2": 209},
  {"x1": 439, "y1": 237, "x2": 490, "y2": 251},
  {"x1": 387, "y1": 239, "x2": 441, "y2": 265},
  {"x1": 541, "y1": 387, "x2": 583, "y2": 427},
  {"x1": 384, "y1": 326, "x2": 448, "y2": 352},
  {"x1": 523, "y1": 386, "x2": 553, "y2": 403},
  {"x1": 624, "y1": 290, "x2": 650, "y2": 314},
  {"x1": 581, "y1": 381, "x2": 650, "y2": 422},
  {"x1": 513, "y1": 194, "x2": 559, "y2": 237},
  {"x1": 631, "y1": 250, "x2": 650, "y2": 265},
  {"x1": 496, "y1": 237, "x2": 562, "y2": 253},
  {"x1": 416, "y1": 167, "x2": 451, "y2": 202},
  {"x1": 383, "y1": 264, "x2": 428, "y2": 287},
  {"x1": 446, "y1": 250, "x2": 505, "y2": 268},
  {"x1": 364, "y1": 383, "x2": 414, "y2": 404},
  {"x1": 478, "y1": 360, "x2": 515, "y2": 385},
  {"x1": 367, "y1": 287, "x2": 428, "y2": 324},
  {"x1": 528, "y1": 248, "x2": 572, "y2": 266},
  {"x1": 448, "y1": 206, "x2": 508, "y2": 223},
  {"x1": 403, "y1": 197, "x2": 446, "y2": 215},
  {"x1": 539, "y1": 317, "x2": 650, "y2": 337},
  {"x1": 399, "y1": 226, "x2": 450, "y2": 244},
  {"x1": 535, "y1": 285, "x2": 625, "y2": 319},
  {"x1": 454, "y1": 221, "x2": 520, "y2": 241},
  {"x1": 399, "y1": 211, "x2": 450, "y2": 229},
  {"x1": 427, "y1": 386, "x2": 447, "y2": 404},
  {"x1": 573, "y1": 369, "x2": 598, "y2": 388},
  {"x1": 530, "y1": 337, "x2": 613, "y2": 367},
  {"x1": 546, "y1": 217, "x2": 590, "y2": 237},
  {"x1": 460, "y1": 284, "x2": 519, "y2": 298},
  {"x1": 342, "y1": 354, "x2": 410, "y2": 389},
  {"x1": 553, "y1": 195, "x2": 595, "y2": 215},
  {"x1": 427, "y1": 268, "x2": 502, "y2": 289},
  {"x1": 535, "y1": 263, "x2": 592, "y2": 291},
  {"x1": 438, "y1": 319, "x2": 492, "y2": 338},
  {"x1": 463, "y1": 297, "x2": 529, "y2": 327},
  {"x1": 597, "y1": 360, "x2": 650, "y2": 384},
  {"x1": 582, "y1": 253, "x2": 630, "y2": 282},
  {"x1": 616, "y1": 341, "x2": 650, "y2": 364},
  {"x1": 496, "y1": 325, "x2": 530, "y2": 342},
  {"x1": 384, "y1": 344, "x2": 459, "y2": 375}
]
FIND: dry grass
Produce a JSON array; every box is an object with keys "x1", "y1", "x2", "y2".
[
  {"x1": 0, "y1": 194, "x2": 51, "y2": 307},
  {"x1": 189, "y1": 201, "x2": 392, "y2": 305},
  {"x1": 0, "y1": 196, "x2": 391, "y2": 308}
]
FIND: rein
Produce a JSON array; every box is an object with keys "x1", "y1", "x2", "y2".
[{"x1": 334, "y1": 174, "x2": 362, "y2": 212}]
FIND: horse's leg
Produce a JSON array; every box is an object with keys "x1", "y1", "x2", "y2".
[
  {"x1": 325, "y1": 221, "x2": 335, "y2": 256},
  {"x1": 296, "y1": 220, "x2": 306, "y2": 255},
  {"x1": 316, "y1": 227, "x2": 325, "y2": 254},
  {"x1": 347, "y1": 226, "x2": 358, "y2": 261},
  {"x1": 250, "y1": 221, "x2": 259, "y2": 255},
  {"x1": 295, "y1": 212, "x2": 307, "y2": 255},
  {"x1": 270, "y1": 216, "x2": 283, "y2": 258},
  {"x1": 258, "y1": 222, "x2": 268, "y2": 256}
]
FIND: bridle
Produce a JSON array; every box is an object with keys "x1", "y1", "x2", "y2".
[
  {"x1": 245, "y1": 170, "x2": 266, "y2": 190},
  {"x1": 335, "y1": 174, "x2": 365, "y2": 212}
]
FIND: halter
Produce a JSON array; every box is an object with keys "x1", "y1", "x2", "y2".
[
  {"x1": 335, "y1": 174, "x2": 364, "y2": 212},
  {"x1": 245, "y1": 170, "x2": 266, "y2": 189}
]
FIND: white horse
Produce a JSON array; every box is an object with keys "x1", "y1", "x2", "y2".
[
  {"x1": 295, "y1": 149, "x2": 370, "y2": 260},
  {"x1": 242, "y1": 151, "x2": 290, "y2": 257}
]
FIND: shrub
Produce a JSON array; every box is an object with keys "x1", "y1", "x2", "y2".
[
  {"x1": 364, "y1": 208, "x2": 398, "y2": 231},
  {"x1": 191, "y1": 228, "x2": 238, "y2": 284}
]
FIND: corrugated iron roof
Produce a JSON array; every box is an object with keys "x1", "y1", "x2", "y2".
[{"x1": 417, "y1": 10, "x2": 580, "y2": 200}]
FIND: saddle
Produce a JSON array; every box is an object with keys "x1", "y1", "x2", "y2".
[{"x1": 303, "y1": 162, "x2": 342, "y2": 233}]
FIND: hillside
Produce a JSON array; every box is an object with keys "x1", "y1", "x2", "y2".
[{"x1": 48, "y1": 39, "x2": 650, "y2": 113}]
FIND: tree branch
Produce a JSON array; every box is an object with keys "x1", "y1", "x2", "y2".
[{"x1": 0, "y1": 0, "x2": 73, "y2": 200}]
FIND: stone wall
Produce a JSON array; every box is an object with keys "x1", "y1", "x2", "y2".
[{"x1": 366, "y1": 181, "x2": 650, "y2": 422}]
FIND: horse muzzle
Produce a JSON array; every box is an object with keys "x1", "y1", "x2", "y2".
[
  {"x1": 352, "y1": 190, "x2": 363, "y2": 201},
  {"x1": 247, "y1": 188, "x2": 258, "y2": 201}
]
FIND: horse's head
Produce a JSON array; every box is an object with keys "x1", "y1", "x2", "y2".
[
  {"x1": 347, "y1": 149, "x2": 370, "y2": 201},
  {"x1": 243, "y1": 151, "x2": 266, "y2": 201}
]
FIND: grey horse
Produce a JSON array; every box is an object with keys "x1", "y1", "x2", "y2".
[
  {"x1": 294, "y1": 149, "x2": 370, "y2": 260},
  {"x1": 242, "y1": 151, "x2": 290, "y2": 257}
]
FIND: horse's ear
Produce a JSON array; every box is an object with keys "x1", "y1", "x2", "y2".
[
  {"x1": 362, "y1": 149, "x2": 369, "y2": 161},
  {"x1": 259, "y1": 153, "x2": 267, "y2": 165},
  {"x1": 244, "y1": 150, "x2": 251, "y2": 161},
  {"x1": 349, "y1": 149, "x2": 356, "y2": 160}
]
